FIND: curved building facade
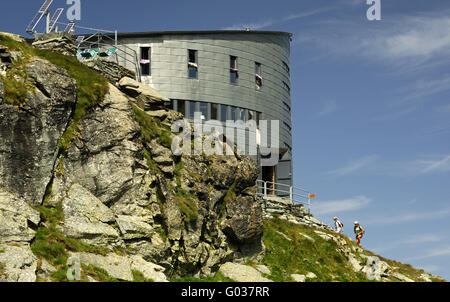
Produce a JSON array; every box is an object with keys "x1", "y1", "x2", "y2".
[{"x1": 114, "y1": 30, "x2": 293, "y2": 189}]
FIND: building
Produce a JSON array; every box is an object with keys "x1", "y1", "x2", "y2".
[{"x1": 112, "y1": 30, "x2": 293, "y2": 191}]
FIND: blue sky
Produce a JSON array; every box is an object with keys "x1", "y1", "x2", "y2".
[{"x1": 1, "y1": 0, "x2": 450, "y2": 279}]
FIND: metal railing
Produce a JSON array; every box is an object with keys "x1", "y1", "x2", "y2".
[{"x1": 256, "y1": 180, "x2": 312, "y2": 211}]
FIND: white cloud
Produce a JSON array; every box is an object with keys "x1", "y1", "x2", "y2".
[
  {"x1": 365, "y1": 207, "x2": 450, "y2": 226},
  {"x1": 406, "y1": 246, "x2": 450, "y2": 261},
  {"x1": 325, "y1": 155, "x2": 378, "y2": 176},
  {"x1": 315, "y1": 100, "x2": 337, "y2": 118},
  {"x1": 222, "y1": 8, "x2": 330, "y2": 30},
  {"x1": 410, "y1": 154, "x2": 450, "y2": 175},
  {"x1": 311, "y1": 195, "x2": 371, "y2": 215},
  {"x1": 373, "y1": 234, "x2": 442, "y2": 253}
]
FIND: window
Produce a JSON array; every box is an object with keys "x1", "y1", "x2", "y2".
[
  {"x1": 211, "y1": 103, "x2": 219, "y2": 120},
  {"x1": 238, "y1": 108, "x2": 245, "y2": 121},
  {"x1": 256, "y1": 112, "x2": 262, "y2": 127},
  {"x1": 282, "y1": 101, "x2": 291, "y2": 113},
  {"x1": 177, "y1": 100, "x2": 186, "y2": 116},
  {"x1": 220, "y1": 105, "x2": 227, "y2": 122},
  {"x1": 140, "y1": 47, "x2": 151, "y2": 76},
  {"x1": 283, "y1": 81, "x2": 291, "y2": 94},
  {"x1": 230, "y1": 106, "x2": 237, "y2": 121},
  {"x1": 249, "y1": 110, "x2": 255, "y2": 121},
  {"x1": 188, "y1": 49, "x2": 198, "y2": 78},
  {"x1": 230, "y1": 56, "x2": 238, "y2": 84},
  {"x1": 199, "y1": 102, "x2": 208, "y2": 120},
  {"x1": 282, "y1": 61, "x2": 290, "y2": 75},
  {"x1": 283, "y1": 122, "x2": 292, "y2": 132},
  {"x1": 284, "y1": 142, "x2": 292, "y2": 152},
  {"x1": 255, "y1": 62, "x2": 262, "y2": 89},
  {"x1": 189, "y1": 101, "x2": 196, "y2": 119}
]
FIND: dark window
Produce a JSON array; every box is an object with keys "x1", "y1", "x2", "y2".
[
  {"x1": 283, "y1": 61, "x2": 290, "y2": 74},
  {"x1": 211, "y1": 103, "x2": 219, "y2": 120},
  {"x1": 230, "y1": 56, "x2": 238, "y2": 84},
  {"x1": 177, "y1": 100, "x2": 186, "y2": 116},
  {"x1": 220, "y1": 105, "x2": 227, "y2": 122},
  {"x1": 255, "y1": 62, "x2": 262, "y2": 89},
  {"x1": 140, "y1": 47, "x2": 151, "y2": 76},
  {"x1": 283, "y1": 101, "x2": 291, "y2": 113},
  {"x1": 200, "y1": 102, "x2": 208, "y2": 120},
  {"x1": 283, "y1": 81, "x2": 291, "y2": 94},
  {"x1": 256, "y1": 112, "x2": 262, "y2": 127},
  {"x1": 188, "y1": 50, "x2": 198, "y2": 78},
  {"x1": 230, "y1": 106, "x2": 236, "y2": 121},
  {"x1": 189, "y1": 101, "x2": 196, "y2": 118}
]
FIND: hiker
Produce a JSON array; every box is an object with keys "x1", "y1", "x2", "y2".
[
  {"x1": 333, "y1": 216, "x2": 344, "y2": 234},
  {"x1": 354, "y1": 221, "x2": 365, "y2": 246}
]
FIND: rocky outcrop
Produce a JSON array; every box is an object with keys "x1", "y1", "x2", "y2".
[
  {"x1": 0, "y1": 244, "x2": 38, "y2": 282},
  {"x1": 84, "y1": 59, "x2": 136, "y2": 85},
  {"x1": 219, "y1": 262, "x2": 272, "y2": 282},
  {"x1": 0, "y1": 57, "x2": 77, "y2": 206},
  {"x1": 118, "y1": 77, "x2": 171, "y2": 110},
  {"x1": 32, "y1": 33, "x2": 78, "y2": 57}
]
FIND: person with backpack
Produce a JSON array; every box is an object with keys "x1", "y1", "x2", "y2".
[
  {"x1": 354, "y1": 221, "x2": 365, "y2": 246},
  {"x1": 333, "y1": 216, "x2": 344, "y2": 234}
]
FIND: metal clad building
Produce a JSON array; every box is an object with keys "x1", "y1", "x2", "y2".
[{"x1": 114, "y1": 30, "x2": 293, "y2": 189}]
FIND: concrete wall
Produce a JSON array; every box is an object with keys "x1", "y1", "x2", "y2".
[{"x1": 116, "y1": 31, "x2": 293, "y2": 187}]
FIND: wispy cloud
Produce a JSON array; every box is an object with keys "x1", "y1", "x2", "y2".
[
  {"x1": 408, "y1": 154, "x2": 450, "y2": 175},
  {"x1": 315, "y1": 100, "x2": 337, "y2": 118},
  {"x1": 223, "y1": 8, "x2": 331, "y2": 30},
  {"x1": 365, "y1": 207, "x2": 450, "y2": 226},
  {"x1": 325, "y1": 155, "x2": 378, "y2": 176},
  {"x1": 311, "y1": 195, "x2": 371, "y2": 215},
  {"x1": 406, "y1": 246, "x2": 450, "y2": 261},
  {"x1": 372, "y1": 234, "x2": 442, "y2": 253}
]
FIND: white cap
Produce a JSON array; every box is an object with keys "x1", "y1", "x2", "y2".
[
  {"x1": 333, "y1": 216, "x2": 338, "y2": 220},
  {"x1": 354, "y1": 221, "x2": 359, "y2": 224}
]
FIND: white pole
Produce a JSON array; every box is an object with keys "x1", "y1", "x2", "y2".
[{"x1": 46, "y1": 12, "x2": 50, "y2": 34}]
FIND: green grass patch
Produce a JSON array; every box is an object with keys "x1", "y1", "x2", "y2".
[
  {"x1": 132, "y1": 270, "x2": 154, "y2": 282},
  {"x1": 133, "y1": 104, "x2": 173, "y2": 149}
]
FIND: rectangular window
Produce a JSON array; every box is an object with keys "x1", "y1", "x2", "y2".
[
  {"x1": 220, "y1": 105, "x2": 227, "y2": 122},
  {"x1": 230, "y1": 106, "x2": 236, "y2": 121},
  {"x1": 140, "y1": 47, "x2": 151, "y2": 76},
  {"x1": 282, "y1": 101, "x2": 291, "y2": 113},
  {"x1": 249, "y1": 110, "x2": 255, "y2": 121},
  {"x1": 189, "y1": 101, "x2": 196, "y2": 119},
  {"x1": 230, "y1": 56, "x2": 238, "y2": 84},
  {"x1": 188, "y1": 49, "x2": 198, "y2": 78},
  {"x1": 239, "y1": 108, "x2": 245, "y2": 121},
  {"x1": 177, "y1": 100, "x2": 186, "y2": 116},
  {"x1": 283, "y1": 122, "x2": 292, "y2": 132},
  {"x1": 211, "y1": 103, "x2": 219, "y2": 120},
  {"x1": 199, "y1": 102, "x2": 208, "y2": 120},
  {"x1": 255, "y1": 62, "x2": 262, "y2": 89}
]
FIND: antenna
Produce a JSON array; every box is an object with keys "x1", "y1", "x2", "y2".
[
  {"x1": 48, "y1": 8, "x2": 64, "y2": 33},
  {"x1": 64, "y1": 22, "x2": 76, "y2": 34},
  {"x1": 75, "y1": 36, "x2": 85, "y2": 46},
  {"x1": 26, "y1": 0, "x2": 54, "y2": 33}
]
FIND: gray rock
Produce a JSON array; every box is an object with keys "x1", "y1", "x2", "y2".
[
  {"x1": 61, "y1": 184, "x2": 122, "y2": 248},
  {"x1": 0, "y1": 190, "x2": 40, "y2": 243},
  {"x1": 72, "y1": 252, "x2": 133, "y2": 281},
  {"x1": 0, "y1": 244, "x2": 37, "y2": 282},
  {"x1": 360, "y1": 255, "x2": 391, "y2": 281},
  {"x1": 0, "y1": 77, "x2": 4, "y2": 103},
  {"x1": 32, "y1": 33, "x2": 77, "y2": 56},
  {"x1": 219, "y1": 262, "x2": 273, "y2": 282},
  {"x1": 306, "y1": 272, "x2": 317, "y2": 279},
  {"x1": 129, "y1": 255, "x2": 168, "y2": 282},
  {"x1": 116, "y1": 215, "x2": 154, "y2": 240},
  {"x1": 0, "y1": 58, "x2": 76, "y2": 206},
  {"x1": 255, "y1": 265, "x2": 271, "y2": 275},
  {"x1": 291, "y1": 274, "x2": 306, "y2": 282},
  {"x1": 118, "y1": 77, "x2": 170, "y2": 110},
  {"x1": 83, "y1": 59, "x2": 136, "y2": 84},
  {"x1": 392, "y1": 272, "x2": 414, "y2": 282}
]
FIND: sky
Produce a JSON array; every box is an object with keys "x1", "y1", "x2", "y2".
[{"x1": 1, "y1": 0, "x2": 450, "y2": 280}]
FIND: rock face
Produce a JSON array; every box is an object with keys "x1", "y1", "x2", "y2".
[
  {"x1": 32, "y1": 33, "x2": 78, "y2": 57},
  {"x1": 0, "y1": 58, "x2": 77, "y2": 206},
  {"x1": 219, "y1": 262, "x2": 272, "y2": 282},
  {"x1": 84, "y1": 59, "x2": 136, "y2": 84},
  {"x1": 0, "y1": 244, "x2": 38, "y2": 282}
]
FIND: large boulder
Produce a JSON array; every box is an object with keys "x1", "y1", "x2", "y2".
[
  {"x1": 32, "y1": 33, "x2": 77, "y2": 57},
  {"x1": 118, "y1": 77, "x2": 170, "y2": 110},
  {"x1": 84, "y1": 59, "x2": 136, "y2": 84},
  {"x1": 219, "y1": 262, "x2": 272, "y2": 282},
  {"x1": 0, "y1": 58, "x2": 76, "y2": 206},
  {"x1": 0, "y1": 190, "x2": 40, "y2": 243},
  {"x1": 0, "y1": 244, "x2": 37, "y2": 282}
]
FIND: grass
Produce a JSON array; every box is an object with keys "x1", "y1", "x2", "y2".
[
  {"x1": 31, "y1": 202, "x2": 112, "y2": 282},
  {"x1": 133, "y1": 104, "x2": 173, "y2": 149},
  {"x1": 261, "y1": 217, "x2": 371, "y2": 282},
  {"x1": 132, "y1": 270, "x2": 154, "y2": 282},
  {"x1": 173, "y1": 158, "x2": 199, "y2": 223},
  {"x1": 0, "y1": 33, "x2": 109, "y2": 153}
]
